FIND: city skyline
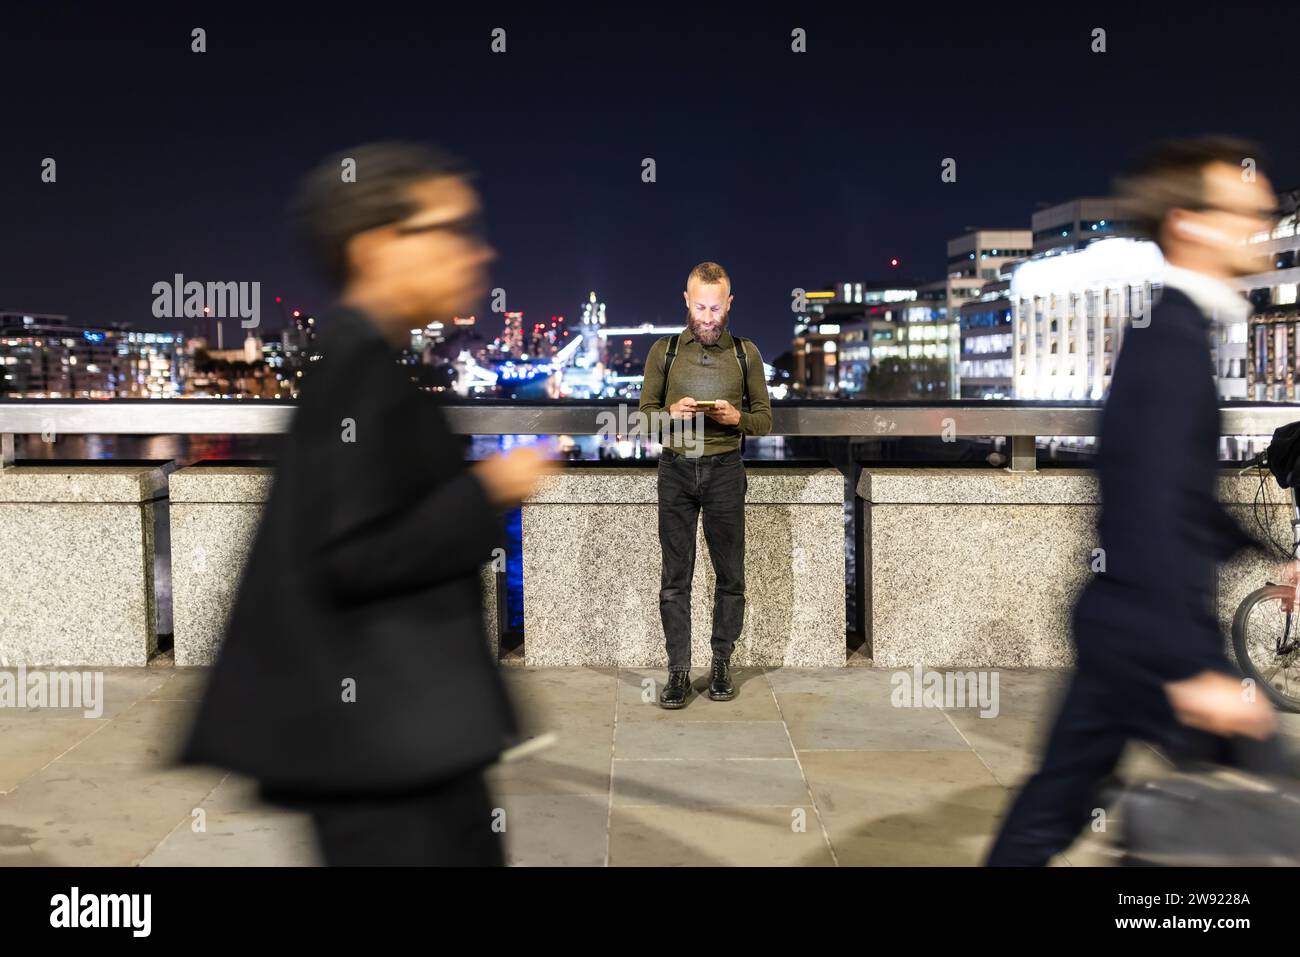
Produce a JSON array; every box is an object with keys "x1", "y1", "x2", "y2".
[{"x1": 6, "y1": 4, "x2": 1300, "y2": 363}]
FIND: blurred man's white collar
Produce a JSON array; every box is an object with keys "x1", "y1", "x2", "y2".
[{"x1": 1162, "y1": 265, "x2": 1250, "y2": 323}]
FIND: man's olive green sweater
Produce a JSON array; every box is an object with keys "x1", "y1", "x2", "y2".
[{"x1": 638, "y1": 326, "x2": 772, "y2": 456}]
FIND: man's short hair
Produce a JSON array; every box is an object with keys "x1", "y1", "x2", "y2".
[
  {"x1": 292, "y1": 141, "x2": 472, "y2": 288},
  {"x1": 686, "y1": 261, "x2": 731, "y2": 291},
  {"x1": 1114, "y1": 135, "x2": 1266, "y2": 249}
]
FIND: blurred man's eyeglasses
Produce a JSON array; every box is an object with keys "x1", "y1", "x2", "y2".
[
  {"x1": 1189, "y1": 203, "x2": 1281, "y2": 222},
  {"x1": 394, "y1": 213, "x2": 485, "y2": 241}
]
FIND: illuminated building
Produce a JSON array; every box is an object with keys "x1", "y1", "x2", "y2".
[
  {"x1": 945, "y1": 229, "x2": 1032, "y2": 396},
  {"x1": 1240, "y1": 187, "x2": 1300, "y2": 400},
  {"x1": 409, "y1": 320, "x2": 445, "y2": 354},
  {"x1": 527, "y1": 317, "x2": 566, "y2": 359},
  {"x1": 793, "y1": 282, "x2": 936, "y2": 397},
  {"x1": 1013, "y1": 189, "x2": 1300, "y2": 403},
  {"x1": 794, "y1": 288, "x2": 857, "y2": 397},
  {"x1": 579, "y1": 292, "x2": 606, "y2": 368},
  {"x1": 503, "y1": 311, "x2": 525, "y2": 358},
  {"x1": 891, "y1": 284, "x2": 957, "y2": 397},
  {"x1": 272, "y1": 311, "x2": 319, "y2": 398},
  {"x1": 958, "y1": 272, "x2": 1016, "y2": 399},
  {"x1": 618, "y1": 337, "x2": 635, "y2": 375},
  {"x1": 0, "y1": 312, "x2": 184, "y2": 398},
  {"x1": 534, "y1": 315, "x2": 568, "y2": 360},
  {"x1": 1009, "y1": 238, "x2": 1165, "y2": 400},
  {"x1": 1030, "y1": 197, "x2": 1136, "y2": 257}
]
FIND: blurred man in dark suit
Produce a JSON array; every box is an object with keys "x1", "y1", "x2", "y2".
[
  {"x1": 181, "y1": 143, "x2": 552, "y2": 865},
  {"x1": 987, "y1": 137, "x2": 1283, "y2": 866}
]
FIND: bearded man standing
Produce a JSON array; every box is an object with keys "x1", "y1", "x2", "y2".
[{"x1": 638, "y1": 262, "x2": 772, "y2": 708}]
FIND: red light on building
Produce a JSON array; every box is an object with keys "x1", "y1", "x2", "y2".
[
  {"x1": 889, "y1": 258, "x2": 899, "y2": 268},
  {"x1": 292, "y1": 310, "x2": 301, "y2": 318}
]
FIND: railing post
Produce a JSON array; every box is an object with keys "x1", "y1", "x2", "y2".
[
  {"x1": 1007, "y1": 434, "x2": 1037, "y2": 472},
  {"x1": 1, "y1": 433, "x2": 13, "y2": 469}
]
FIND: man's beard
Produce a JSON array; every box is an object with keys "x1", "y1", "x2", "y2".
[{"x1": 687, "y1": 310, "x2": 729, "y2": 345}]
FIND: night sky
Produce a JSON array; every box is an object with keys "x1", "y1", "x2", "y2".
[{"x1": 4, "y1": 2, "x2": 1299, "y2": 362}]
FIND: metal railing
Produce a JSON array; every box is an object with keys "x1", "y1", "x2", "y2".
[{"x1": 2, "y1": 399, "x2": 1299, "y2": 471}]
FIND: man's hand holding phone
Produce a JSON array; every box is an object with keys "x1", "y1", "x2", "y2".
[
  {"x1": 667, "y1": 397, "x2": 740, "y2": 426},
  {"x1": 701, "y1": 398, "x2": 741, "y2": 426},
  {"x1": 669, "y1": 397, "x2": 698, "y2": 419}
]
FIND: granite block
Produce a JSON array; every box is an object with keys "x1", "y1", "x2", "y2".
[
  {"x1": 0, "y1": 467, "x2": 162, "y2": 666},
  {"x1": 858, "y1": 467, "x2": 1098, "y2": 505},
  {"x1": 168, "y1": 467, "x2": 275, "y2": 505},
  {"x1": 528, "y1": 466, "x2": 843, "y2": 505},
  {"x1": 869, "y1": 500, "x2": 1092, "y2": 667},
  {"x1": 0, "y1": 465, "x2": 166, "y2": 503},
  {"x1": 862, "y1": 467, "x2": 1278, "y2": 668},
  {"x1": 481, "y1": 563, "x2": 502, "y2": 660},
  {"x1": 170, "y1": 501, "x2": 265, "y2": 666},
  {"x1": 522, "y1": 467, "x2": 845, "y2": 667},
  {"x1": 169, "y1": 467, "x2": 502, "y2": 665}
]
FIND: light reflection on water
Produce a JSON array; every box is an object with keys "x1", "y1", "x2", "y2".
[
  {"x1": 15, "y1": 433, "x2": 280, "y2": 465},
  {"x1": 17, "y1": 433, "x2": 792, "y2": 465}
]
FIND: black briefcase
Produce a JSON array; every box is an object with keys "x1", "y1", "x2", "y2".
[{"x1": 1115, "y1": 767, "x2": 1300, "y2": 866}]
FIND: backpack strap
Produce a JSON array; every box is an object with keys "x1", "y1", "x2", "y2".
[
  {"x1": 732, "y1": 336, "x2": 752, "y2": 456},
  {"x1": 659, "y1": 334, "x2": 680, "y2": 408},
  {"x1": 732, "y1": 335, "x2": 751, "y2": 412}
]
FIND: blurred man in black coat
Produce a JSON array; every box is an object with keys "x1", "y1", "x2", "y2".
[
  {"x1": 181, "y1": 143, "x2": 552, "y2": 865},
  {"x1": 987, "y1": 138, "x2": 1283, "y2": 866}
]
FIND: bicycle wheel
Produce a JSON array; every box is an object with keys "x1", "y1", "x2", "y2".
[{"x1": 1231, "y1": 584, "x2": 1300, "y2": 713}]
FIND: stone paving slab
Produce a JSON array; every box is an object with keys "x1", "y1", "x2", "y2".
[{"x1": 0, "y1": 664, "x2": 1249, "y2": 867}]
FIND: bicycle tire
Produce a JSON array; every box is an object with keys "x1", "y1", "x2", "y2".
[{"x1": 1231, "y1": 584, "x2": 1300, "y2": 713}]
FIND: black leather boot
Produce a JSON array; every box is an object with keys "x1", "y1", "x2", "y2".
[
  {"x1": 708, "y1": 657, "x2": 736, "y2": 701},
  {"x1": 659, "y1": 670, "x2": 691, "y2": 709}
]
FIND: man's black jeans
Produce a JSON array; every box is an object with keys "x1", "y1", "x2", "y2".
[{"x1": 657, "y1": 447, "x2": 747, "y2": 671}]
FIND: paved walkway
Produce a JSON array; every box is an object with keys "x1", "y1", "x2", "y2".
[{"x1": 4, "y1": 665, "x2": 1293, "y2": 866}]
